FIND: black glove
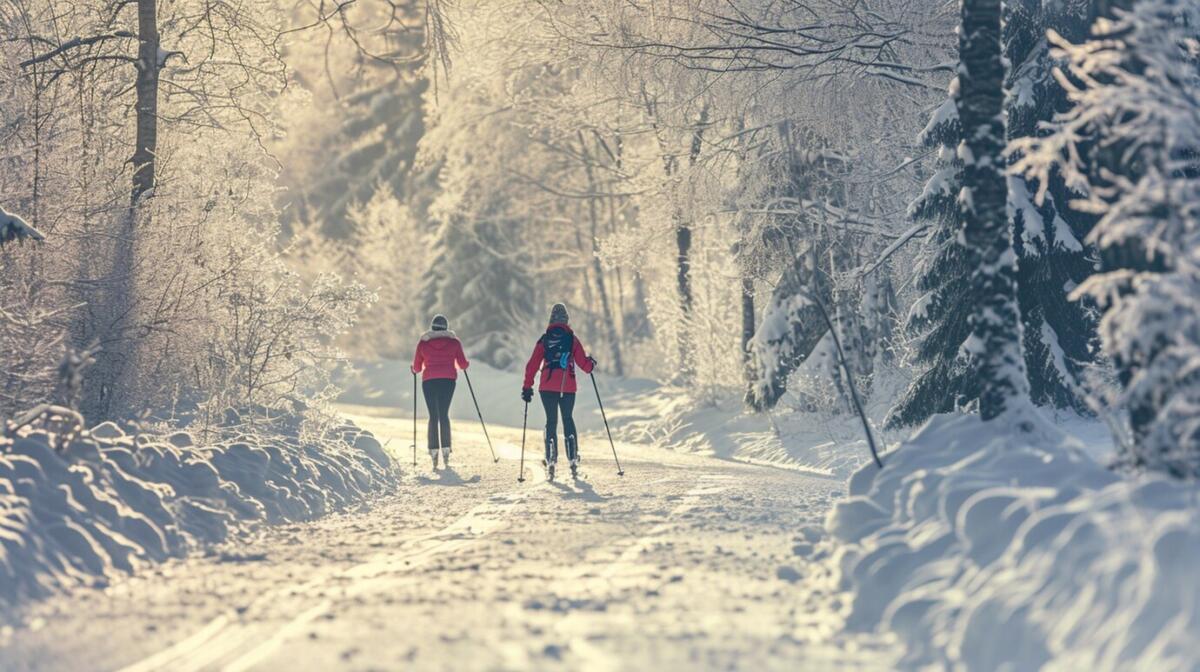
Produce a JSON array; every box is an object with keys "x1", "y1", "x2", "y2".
[
  {"x1": 586, "y1": 356, "x2": 598, "y2": 369},
  {"x1": 521, "y1": 387, "x2": 533, "y2": 403}
]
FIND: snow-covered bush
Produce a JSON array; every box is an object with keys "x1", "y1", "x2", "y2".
[
  {"x1": 0, "y1": 208, "x2": 62, "y2": 421},
  {"x1": 192, "y1": 266, "x2": 372, "y2": 428},
  {"x1": 827, "y1": 408, "x2": 1200, "y2": 670},
  {"x1": 1015, "y1": 0, "x2": 1200, "y2": 474},
  {"x1": 0, "y1": 416, "x2": 392, "y2": 603}
]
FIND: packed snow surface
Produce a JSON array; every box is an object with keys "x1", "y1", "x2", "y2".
[
  {"x1": 0, "y1": 409, "x2": 896, "y2": 671},
  {"x1": 827, "y1": 406, "x2": 1200, "y2": 670}
]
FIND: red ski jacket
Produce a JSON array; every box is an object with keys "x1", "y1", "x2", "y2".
[
  {"x1": 523, "y1": 323, "x2": 594, "y2": 394},
  {"x1": 411, "y1": 331, "x2": 469, "y2": 381}
]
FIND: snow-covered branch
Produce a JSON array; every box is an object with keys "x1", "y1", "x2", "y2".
[{"x1": 0, "y1": 206, "x2": 45, "y2": 245}]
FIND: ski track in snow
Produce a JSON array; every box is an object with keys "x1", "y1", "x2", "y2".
[{"x1": 0, "y1": 409, "x2": 896, "y2": 671}]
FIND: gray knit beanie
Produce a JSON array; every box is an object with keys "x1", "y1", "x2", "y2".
[
  {"x1": 430, "y1": 314, "x2": 449, "y2": 331},
  {"x1": 549, "y1": 303, "x2": 569, "y2": 325}
]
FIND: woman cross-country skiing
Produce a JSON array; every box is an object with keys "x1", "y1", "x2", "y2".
[
  {"x1": 412, "y1": 314, "x2": 469, "y2": 469},
  {"x1": 522, "y1": 303, "x2": 596, "y2": 480}
]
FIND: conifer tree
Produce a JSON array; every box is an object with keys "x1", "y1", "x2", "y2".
[
  {"x1": 958, "y1": 0, "x2": 1028, "y2": 420},
  {"x1": 890, "y1": 1, "x2": 1098, "y2": 426}
]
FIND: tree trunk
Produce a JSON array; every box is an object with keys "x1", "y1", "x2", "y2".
[
  {"x1": 132, "y1": 0, "x2": 160, "y2": 205},
  {"x1": 86, "y1": 0, "x2": 160, "y2": 421},
  {"x1": 958, "y1": 0, "x2": 1027, "y2": 420},
  {"x1": 741, "y1": 276, "x2": 756, "y2": 396},
  {"x1": 571, "y1": 202, "x2": 598, "y2": 340},
  {"x1": 629, "y1": 271, "x2": 652, "y2": 341},
  {"x1": 609, "y1": 196, "x2": 628, "y2": 340},
  {"x1": 578, "y1": 132, "x2": 624, "y2": 376},
  {"x1": 675, "y1": 106, "x2": 708, "y2": 381}
]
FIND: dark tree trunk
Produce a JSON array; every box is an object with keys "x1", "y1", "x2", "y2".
[
  {"x1": 958, "y1": 0, "x2": 1027, "y2": 420},
  {"x1": 674, "y1": 106, "x2": 708, "y2": 381},
  {"x1": 85, "y1": 0, "x2": 160, "y2": 421},
  {"x1": 741, "y1": 276, "x2": 756, "y2": 396},
  {"x1": 132, "y1": 0, "x2": 160, "y2": 205}
]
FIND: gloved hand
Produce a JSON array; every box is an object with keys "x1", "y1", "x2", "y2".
[
  {"x1": 586, "y1": 355, "x2": 598, "y2": 369},
  {"x1": 521, "y1": 387, "x2": 533, "y2": 403}
]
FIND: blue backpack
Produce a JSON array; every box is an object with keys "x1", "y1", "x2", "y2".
[{"x1": 542, "y1": 326, "x2": 574, "y2": 371}]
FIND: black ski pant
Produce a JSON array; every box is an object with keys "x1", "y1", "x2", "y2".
[
  {"x1": 422, "y1": 379, "x2": 455, "y2": 450},
  {"x1": 540, "y1": 391, "x2": 577, "y2": 464}
]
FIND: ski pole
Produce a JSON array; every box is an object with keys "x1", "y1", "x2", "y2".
[
  {"x1": 588, "y1": 371, "x2": 624, "y2": 476},
  {"x1": 518, "y1": 400, "x2": 529, "y2": 482},
  {"x1": 412, "y1": 372, "x2": 418, "y2": 468},
  {"x1": 463, "y1": 369, "x2": 499, "y2": 463}
]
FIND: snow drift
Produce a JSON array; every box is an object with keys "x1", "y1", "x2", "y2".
[
  {"x1": 827, "y1": 407, "x2": 1200, "y2": 670},
  {"x1": 0, "y1": 417, "x2": 393, "y2": 605}
]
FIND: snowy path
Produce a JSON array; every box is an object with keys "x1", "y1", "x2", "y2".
[{"x1": 0, "y1": 408, "x2": 896, "y2": 671}]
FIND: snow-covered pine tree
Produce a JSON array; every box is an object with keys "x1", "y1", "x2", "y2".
[
  {"x1": 890, "y1": 1, "x2": 1098, "y2": 427},
  {"x1": 1016, "y1": 0, "x2": 1200, "y2": 474},
  {"x1": 420, "y1": 213, "x2": 536, "y2": 369},
  {"x1": 1005, "y1": 0, "x2": 1099, "y2": 415},
  {"x1": 744, "y1": 127, "x2": 856, "y2": 412},
  {"x1": 957, "y1": 0, "x2": 1028, "y2": 420},
  {"x1": 886, "y1": 88, "x2": 979, "y2": 427},
  {"x1": 287, "y1": 77, "x2": 429, "y2": 239}
]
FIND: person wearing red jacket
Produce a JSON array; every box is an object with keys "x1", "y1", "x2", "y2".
[
  {"x1": 412, "y1": 314, "x2": 469, "y2": 469},
  {"x1": 522, "y1": 303, "x2": 595, "y2": 479}
]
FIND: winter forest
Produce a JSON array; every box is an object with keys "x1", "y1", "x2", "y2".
[{"x1": 3, "y1": 0, "x2": 1200, "y2": 670}]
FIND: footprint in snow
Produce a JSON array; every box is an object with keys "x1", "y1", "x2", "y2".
[{"x1": 776, "y1": 565, "x2": 803, "y2": 583}]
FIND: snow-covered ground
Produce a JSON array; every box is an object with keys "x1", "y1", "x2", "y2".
[
  {"x1": 341, "y1": 359, "x2": 886, "y2": 478},
  {"x1": 827, "y1": 406, "x2": 1200, "y2": 670},
  {"x1": 0, "y1": 409, "x2": 896, "y2": 671},
  {"x1": 0, "y1": 416, "x2": 393, "y2": 605},
  {"x1": 6, "y1": 359, "x2": 1179, "y2": 672}
]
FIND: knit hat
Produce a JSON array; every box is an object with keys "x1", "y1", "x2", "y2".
[
  {"x1": 430, "y1": 314, "x2": 449, "y2": 331},
  {"x1": 549, "y1": 303, "x2": 569, "y2": 325}
]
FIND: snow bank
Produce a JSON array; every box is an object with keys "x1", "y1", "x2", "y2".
[
  {"x1": 0, "y1": 418, "x2": 393, "y2": 605},
  {"x1": 827, "y1": 407, "x2": 1200, "y2": 670},
  {"x1": 613, "y1": 385, "x2": 882, "y2": 477}
]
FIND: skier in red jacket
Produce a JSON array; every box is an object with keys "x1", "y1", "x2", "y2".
[
  {"x1": 412, "y1": 314, "x2": 469, "y2": 469},
  {"x1": 522, "y1": 303, "x2": 595, "y2": 479}
]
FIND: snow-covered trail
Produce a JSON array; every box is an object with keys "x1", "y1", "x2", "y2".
[{"x1": 0, "y1": 408, "x2": 896, "y2": 671}]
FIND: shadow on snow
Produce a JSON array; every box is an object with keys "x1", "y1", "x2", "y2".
[{"x1": 416, "y1": 468, "x2": 482, "y2": 486}]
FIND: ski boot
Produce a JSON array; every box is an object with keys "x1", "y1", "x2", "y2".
[
  {"x1": 441, "y1": 445, "x2": 452, "y2": 468},
  {"x1": 429, "y1": 448, "x2": 440, "y2": 470},
  {"x1": 544, "y1": 436, "x2": 558, "y2": 481},
  {"x1": 566, "y1": 435, "x2": 580, "y2": 479}
]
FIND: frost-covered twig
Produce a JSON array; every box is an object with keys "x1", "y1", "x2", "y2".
[{"x1": 4, "y1": 404, "x2": 85, "y2": 451}]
